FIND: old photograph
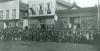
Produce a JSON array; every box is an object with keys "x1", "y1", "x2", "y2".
[{"x1": 0, "y1": 0, "x2": 99, "y2": 51}]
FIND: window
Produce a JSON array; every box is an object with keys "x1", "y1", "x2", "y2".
[
  {"x1": 6, "y1": 10, "x2": 9, "y2": 19},
  {"x1": 30, "y1": 24, "x2": 37, "y2": 28},
  {"x1": 29, "y1": 5, "x2": 36, "y2": 15},
  {"x1": 12, "y1": 9, "x2": 16, "y2": 19},
  {"x1": 9, "y1": 22, "x2": 16, "y2": 27},
  {"x1": 39, "y1": 4, "x2": 43, "y2": 15},
  {"x1": 47, "y1": 2, "x2": 51, "y2": 14},
  {"x1": 0, "y1": 11, "x2": 3, "y2": 20}
]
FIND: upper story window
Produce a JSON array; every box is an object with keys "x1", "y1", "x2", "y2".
[
  {"x1": 6, "y1": 10, "x2": 9, "y2": 19},
  {"x1": 12, "y1": 9, "x2": 16, "y2": 19},
  {"x1": 0, "y1": 11, "x2": 3, "y2": 20},
  {"x1": 39, "y1": 4, "x2": 43, "y2": 15},
  {"x1": 47, "y1": 2, "x2": 51, "y2": 14},
  {"x1": 29, "y1": 4, "x2": 36, "y2": 15}
]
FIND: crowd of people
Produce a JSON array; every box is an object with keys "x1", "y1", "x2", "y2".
[{"x1": 0, "y1": 25, "x2": 97, "y2": 44}]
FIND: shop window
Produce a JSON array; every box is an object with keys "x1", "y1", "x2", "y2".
[
  {"x1": 9, "y1": 22, "x2": 16, "y2": 27},
  {"x1": 30, "y1": 24, "x2": 37, "y2": 28}
]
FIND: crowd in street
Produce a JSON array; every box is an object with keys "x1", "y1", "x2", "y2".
[{"x1": 0, "y1": 26, "x2": 97, "y2": 44}]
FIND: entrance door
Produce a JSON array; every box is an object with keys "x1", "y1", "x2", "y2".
[
  {"x1": 39, "y1": 18, "x2": 46, "y2": 29},
  {"x1": 40, "y1": 24, "x2": 46, "y2": 29}
]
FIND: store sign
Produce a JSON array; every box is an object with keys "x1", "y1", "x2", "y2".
[{"x1": 29, "y1": 0, "x2": 56, "y2": 16}]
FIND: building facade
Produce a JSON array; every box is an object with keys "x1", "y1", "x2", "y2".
[
  {"x1": 68, "y1": 7, "x2": 98, "y2": 29},
  {"x1": 23, "y1": 0, "x2": 72, "y2": 29},
  {"x1": 0, "y1": 0, "x2": 28, "y2": 29}
]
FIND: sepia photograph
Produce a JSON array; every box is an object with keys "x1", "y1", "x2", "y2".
[{"x1": 0, "y1": 0, "x2": 99, "y2": 51}]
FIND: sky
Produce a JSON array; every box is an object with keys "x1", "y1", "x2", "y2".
[
  {"x1": 65, "y1": 0, "x2": 100, "y2": 7},
  {"x1": 0, "y1": 0, "x2": 100, "y2": 8},
  {"x1": 22, "y1": 0, "x2": 100, "y2": 8}
]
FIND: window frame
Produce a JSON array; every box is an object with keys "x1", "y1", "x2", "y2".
[
  {"x1": 6, "y1": 10, "x2": 9, "y2": 19},
  {"x1": 0, "y1": 11, "x2": 3, "y2": 20},
  {"x1": 39, "y1": 4, "x2": 43, "y2": 15},
  {"x1": 12, "y1": 9, "x2": 16, "y2": 19}
]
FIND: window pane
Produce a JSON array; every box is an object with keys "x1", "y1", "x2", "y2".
[
  {"x1": 6, "y1": 10, "x2": 9, "y2": 19},
  {"x1": 12, "y1": 9, "x2": 16, "y2": 19}
]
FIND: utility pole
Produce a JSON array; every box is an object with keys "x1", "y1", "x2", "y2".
[{"x1": 97, "y1": 0, "x2": 100, "y2": 33}]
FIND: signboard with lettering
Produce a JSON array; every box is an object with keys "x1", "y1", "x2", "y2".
[{"x1": 29, "y1": 0, "x2": 56, "y2": 16}]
